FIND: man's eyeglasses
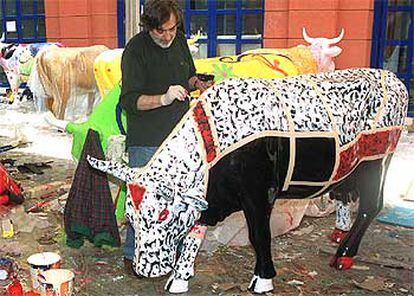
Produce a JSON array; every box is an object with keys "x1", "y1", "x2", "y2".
[{"x1": 155, "y1": 23, "x2": 179, "y2": 35}]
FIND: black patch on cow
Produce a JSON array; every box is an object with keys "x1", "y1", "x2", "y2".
[
  {"x1": 201, "y1": 137, "x2": 290, "y2": 226},
  {"x1": 280, "y1": 185, "x2": 324, "y2": 198},
  {"x1": 292, "y1": 137, "x2": 336, "y2": 182}
]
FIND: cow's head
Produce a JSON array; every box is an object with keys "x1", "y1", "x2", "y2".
[
  {"x1": 302, "y1": 28, "x2": 344, "y2": 72},
  {"x1": 87, "y1": 139, "x2": 208, "y2": 277}
]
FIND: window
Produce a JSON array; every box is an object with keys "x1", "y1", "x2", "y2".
[
  {"x1": 140, "y1": 0, "x2": 264, "y2": 58},
  {"x1": 0, "y1": 0, "x2": 46, "y2": 43},
  {"x1": 0, "y1": 0, "x2": 46, "y2": 87},
  {"x1": 371, "y1": 0, "x2": 414, "y2": 117}
]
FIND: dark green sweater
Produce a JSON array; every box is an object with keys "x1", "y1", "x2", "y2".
[{"x1": 119, "y1": 30, "x2": 196, "y2": 147}]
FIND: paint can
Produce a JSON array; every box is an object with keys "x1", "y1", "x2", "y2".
[
  {"x1": 38, "y1": 269, "x2": 74, "y2": 296},
  {"x1": 0, "y1": 257, "x2": 14, "y2": 288},
  {"x1": 27, "y1": 252, "x2": 61, "y2": 292}
]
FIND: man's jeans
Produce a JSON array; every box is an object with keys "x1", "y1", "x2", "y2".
[{"x1": 124, "y1": 146, "x2": 157, "y2": 261}]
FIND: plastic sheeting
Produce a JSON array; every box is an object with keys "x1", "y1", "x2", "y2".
[
  {"x1": 30, "y1": 45, "x2": 108, "y2": 120},
  {"x1": 201, "y1": 196, "x2": 335, "y2": 250}
]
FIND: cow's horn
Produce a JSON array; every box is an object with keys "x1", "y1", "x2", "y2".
[
  {"x1": 187, "y1": 30, "x2": 201, "y2": 46},
  {"x1": 302, "y1": 27, "x2": 315, "y2": 44},
  {"x1": 327, "y1": 28, "x2": 345, "y2": 45}
]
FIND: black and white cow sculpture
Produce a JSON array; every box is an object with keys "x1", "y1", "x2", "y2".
[{"x1": 88, "y1": 68, "x2": 408, "y2": 294}]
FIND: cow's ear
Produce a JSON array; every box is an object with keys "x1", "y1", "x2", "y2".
[
  {"x1": 324, "y1": 46, "x2": 342, "y2": 58},
  {"x1": 182, "y1": 195, "x2": 208, "y2": 211}
]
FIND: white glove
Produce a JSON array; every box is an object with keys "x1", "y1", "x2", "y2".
[{"x1": 161, "y1": 85, "x2": 187, "y2": 106}]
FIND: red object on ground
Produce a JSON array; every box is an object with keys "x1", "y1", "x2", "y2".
[
  {"x1": 330, "y1": 228, "x2": 349, "y2": 243},
  {"x1": 0, "y1": 194, "x2": 9, "y2": 205},
  {"x1": 330, "y1": 256, "x2": 354, "y2": 270},
  {"x1": 24, "y1": 291, "x2": 40, "y2": 296},
  {"x1": 8, "y1": 279, "x2": 24, "y2": 296},
  {"x1": 0, "y1": 163, "x2": 24, "y2": 206}
]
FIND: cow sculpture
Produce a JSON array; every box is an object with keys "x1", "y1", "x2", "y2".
[
  {"x1": 0, "y1": 42, "x2": 60, "y2": 103},
  {"x1": 92, "y1": 28, "x2": 344, "y2": 99},
  {"x1": 89, "y1": 68, "x2": 407, "y2": 293},
  {"x1": 30, "y1": 45, "x2": 108, "y2": 120}
]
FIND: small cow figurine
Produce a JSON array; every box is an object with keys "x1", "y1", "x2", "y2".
[{"x1": 89, "y1": 68, "x2": 407, "y2": 294}]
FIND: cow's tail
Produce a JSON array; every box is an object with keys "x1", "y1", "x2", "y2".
[{"x1": 87, "y1": 155, "x2": 140, "y2": 183}]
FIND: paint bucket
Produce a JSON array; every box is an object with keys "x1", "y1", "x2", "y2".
[
  {"x1": 0, "y1": 257, "x2": 14, "y2": 288},
  {"x1": 27, "y1": 252, "x2": 61, "y2": 292},
  {"x1": 38, "y1": 269, "x2": 74, "y2": 296}
]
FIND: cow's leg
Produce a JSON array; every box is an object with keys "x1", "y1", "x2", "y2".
[
  {"x1": 87, "y1": 91, "x2": 96, "y2": 115},
  {"x1": 241, "y1": 188, "x2": 275, "y2": 293},
  {"x1": 58, "y1": 83, "x2": 70, "y2": 119},
  {"x1": 165, "y1": 223, "x2": 207, "y2": 294},
  {"x1": 331, "y1": 198, "x2": 352, "y2": 243},
  {"x1": 331, "y1": 157, "x2": 391, "y2": 270}
]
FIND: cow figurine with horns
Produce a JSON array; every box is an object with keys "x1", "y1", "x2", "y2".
[
  {"x1": 88, "y1": 68, "x2": 408, "y2": 294},
  {"x1": 302, "y1": 28, "x2": 344, "y2": 72}
]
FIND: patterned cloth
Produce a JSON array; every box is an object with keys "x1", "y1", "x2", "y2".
[{"x1": 64, "y1": 129, "x2": 120, "y2": 248}]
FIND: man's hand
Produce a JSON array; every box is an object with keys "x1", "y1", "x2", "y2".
[
  {"x1": 189, "y1": 75, "x2": 214, "y2": 93},
  {"x1": 161, "y1": 85, "x2": 188, "y2": 106},
  {"x1": 195, "y1": 79, "x2": 214, "y2": 92}
]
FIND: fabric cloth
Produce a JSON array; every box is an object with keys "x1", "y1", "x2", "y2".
[
  {"x1": 64, "y1": 129, "x2": 121, "y2": 248},
  {"x1": 124, "y1": 146, "x2": 157, "y2": 260},
  {"x1": 119, "y1": 30, "x2": 196, "y2": 147}
]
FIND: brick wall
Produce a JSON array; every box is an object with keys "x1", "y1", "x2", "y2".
[
  {"x1": 263, "y1": 0, "x2": 374, "y2": 69},
  {"x1": 44, "y1": 0, "x2": 118, "y2": 48}
]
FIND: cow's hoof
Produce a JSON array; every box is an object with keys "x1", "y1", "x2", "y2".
[
  {"x1": 248, "y1": 275, "x2": 273, "y2": 294},
  {"x1": 330, "y1": 256, "x2": 353, "y2": 270},
  {"x1": 164, "y1": 276, "x2": 189, "y2": 294},
  {"x1": 330, "y1": 228, "x2": 349, "y2": 243}
]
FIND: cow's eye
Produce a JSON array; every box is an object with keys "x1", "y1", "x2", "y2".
[
  {"x1": 158, "y1": 208, "x2": 170, "y2": 222},
  {"x1": 157, "y1": 184, "x2": 174, "y2": 201}
]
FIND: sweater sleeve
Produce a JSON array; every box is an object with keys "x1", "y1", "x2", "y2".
[
  {"x1": 119, "y1": 46, "x2": 145, "y2": 115},
  {"x1": 179, "y1": 31, "x2": 196, "y2": 80}
]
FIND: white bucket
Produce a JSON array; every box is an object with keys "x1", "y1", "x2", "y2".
[
  {"x1": 27, "y1": 252, "x2": 61, "y2": 291},
  {"x1": 38, "y1": 269, "x2": 74, "y2": 296}
]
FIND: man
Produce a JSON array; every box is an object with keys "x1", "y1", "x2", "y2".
[{"x1": 119, "y1": 0, "x2": 209, "y2": 273}]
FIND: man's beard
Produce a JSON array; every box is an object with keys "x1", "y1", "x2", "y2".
[{"x1": 150, "y1": 32, "x2": 175, "y2": 48}]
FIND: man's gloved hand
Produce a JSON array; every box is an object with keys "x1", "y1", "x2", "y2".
[
  {"x1": 195, "y1": 78, "x2": 213, "y2": 93},
  {"x1": 161, "y1": 85, "x2": 188, "y2": 106}
]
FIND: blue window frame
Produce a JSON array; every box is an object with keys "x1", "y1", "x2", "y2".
[
  {"x1": 371, "y1": 0, "x2": 414, "y2": 117},
  {"x1": 0, "y1": 0, "x2": 46, "y2": 43},
  {"x1": 0, "y1": 0, "x2": 46, "y2": 87},
  {"x1": 117, "y1": 0, "x2": 125, "y2": 48},
  {"x1": 139, "y1": 0, "x2": 264, "y2": 58}
]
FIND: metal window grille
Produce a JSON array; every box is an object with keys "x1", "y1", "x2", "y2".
[
  {"x1": 0, "y1": 0, "x2": 46, "y2": 87},
  {"x1": 139, "y1": 0, "x2": 264, "y2": 58},
  {"x1": 371, "y1": 0, "x2": 414, "y2": 117}
]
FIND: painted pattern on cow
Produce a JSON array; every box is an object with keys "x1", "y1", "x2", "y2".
[{"x1": 88, "y1": 68, "x2": 408, "y2": 280}]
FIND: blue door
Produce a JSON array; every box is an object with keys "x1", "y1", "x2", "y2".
[
  {"x1": 139, "y1": 0, "x2": 264, "y2": 58},
  {"x1": 371, "y1": 0, "x2": 413, "y2": 117}
]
